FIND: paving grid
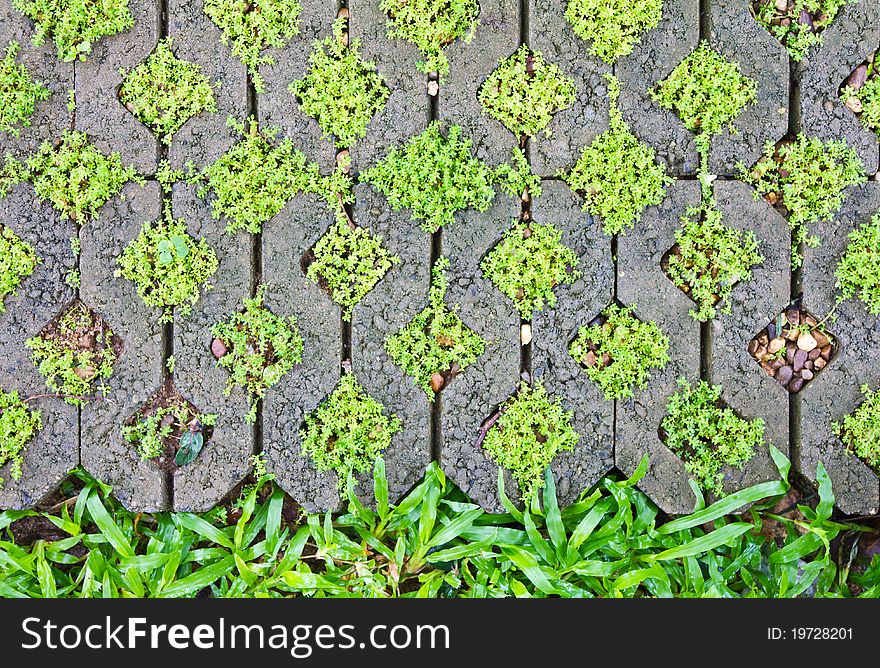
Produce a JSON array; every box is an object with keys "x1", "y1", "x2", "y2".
[{"x1": 0, "y1": 0, "x2": 879, "y2": 513}]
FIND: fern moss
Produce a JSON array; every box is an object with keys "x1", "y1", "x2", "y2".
[
  {"x1": 211, "y1": 285, "x2": 303, "y2": 423},
  {"x1": 478, "y1": 45, "x2": 576, "y2": 139},
  {"x1": 836, "y1": 212, "x2": 880, "y2": 315},
  {"x1": 0, "y1": 224, "x2": 39, "y2": 313},
  {"x1": 833, "y1": 384, "x2": 880, "y2": 474},
  {"x1": 289, "y1": 20, "x2": 389, "y2": 149},
  {"x1": 0, "y1": 41, "x2": 51, "y2": 137},
  {"x1": 0, "y1": 389, "x2": 42, "y2": 487},
  {"x1": 300, "y1": 373, "x2": 400, "y2": 486},
  {"x1": 661, "y1": 379, "x2": 764, "y2": 497},
  {"x1": 564, "y1": 0, "x2": 662, "y2": 63},
  {"x1": 385, "y1": 257, "x2": 486, "y2": 398},
  {"x1": 482, "y1": 382, "x2": 579, "y2": 504}
]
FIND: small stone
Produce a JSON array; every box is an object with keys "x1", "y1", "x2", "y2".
[
  {"x1": 759, "y1": 331, "x2": 770, "y2": 345},
  {"x1": 761, "y1": 361, "x2": 775, "y2": 375},
  {"x1": 786, "y1": 328, "x2": 799, "y2": 342},
  {"x1": 813, "y1": 331, "x2": 829, "y2": 348},
  {"x1": 427, "y1": 80, "x2": 439, "y2": 96},
  {"x1": 845, "y1": 96, "x2": 864, "y2": 114},
  {"x1": 788, "y1": 376, "x2": 805, "y2": 393},
  {"x1": 774, "y1": 0, "x2": 787, "y2": 10},
  {"x1": 847, "y1": 64, "x2": 868, "y2": 90},
  {"x1": 804, "y1": 359, "x2": 814, "y2": 371},
  {"x1": 808, "y1": 347, "x2": 821, "y2": 360},
  {"x1": 771, "y1": 357, "x2": 786, "y2": 371},
  {"x1": 74, "y1": 365, "x2": 95, "y2": 380},
  {"x1": 786, "y1": 309, "x2": 799, "y2": 325},
  {"x1": 337, "y1": 6, "x2": 349, "y2": 19},
  {"x1": 748, "y1": 339, "x2": 759, "y2": 356},
  {"x1": 820, "y1": 344, "x2": 832, "y2": 358},
  {"x1": 756, "y1": 344, "x2": 768, "y2": 359},
  {"x1": 520, "y1": 323, "x2": 532, "y2": 345},
  {"x1": 798, "y1": 9, "x2": 813, "y2": 27},
  {"x1": 814, "y1": 357, "x2": 827, "y2": 370},
  {"x1": 584, "y1": 350, "x2": 597, "y2": 367},
  {"x1": 802, "y1": 314, "x2": 817, "y2": 327},
  {"x1": 768, "y1": 337, "x2": 785, "y2": 354},
  {"x1": 797, "y1": 331, "x2": 817, "y2": 351},
  {"x1": 793, "y1": 348, "x2": 807, "y2": 372},
  {"x1": 785, "y1": 342, "x2": 796, "y2": 364},
  {"x1": 211, "y1": 338, "x2": 227, "y2": 358},
  {"x1": 430, "y1": 372, "x2": 445, "y2": 393},
  {"x1": 776, "y1": 366, "x2": 793, "y2": 385},
  {"x1": 801, "y1": 369, "x2": 814, "y2": 381}
]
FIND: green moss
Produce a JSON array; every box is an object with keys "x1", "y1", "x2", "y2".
[
  {"x1": 833, "y1": 384, "x2": 880, "y2": 473},
  {"x1": 1, "y1": 130, "x2": 139, "y2": 223},
  {"x1": 740, "y1": 134, "x2": 864, "y2": 267},
  {"x1": 211, "y1": 285, "x2": 304, "y2": 423},
  {"x1": 478, "y1": 45, "x2": 576, "y2": 139},
  {"x1": 0, "y1": 41, "x2": 51, "y2": 137},
  {"x1": 289, "y1": 20, "x2": 389, "y2": 148},
  {"x1": 13, "y1": 0, "x2": 133, "y2": 62},
  {"x1": 663, "y1": 201, "x2": 763, "y2": 321},
  {"x1": 836, "y1": 212, "x2": 880, "y2": 315},
  {"x1": 0, "y1": 389, "x2": 42, "y2": 487},
  {"x1": 569, "y1": 304, "x2": 670, "y2": 400},
  {"x1": 564, "y1": 0, "x2": 662, "y2": 63},
  {"x1": 300, "y1": 373, "x2": 400, "y2": 486},
  {"x1": 563, "y1": 74, "x2": 670, "y2": 236},
  {"x1": 752, "y1": 0, "x2": 849, "y2": 62},
  {"x1": 661, "y1": 379, "x2": 764, "y2": 497},
  {"x1": 118, "y1": 38, "x2": 216, "y2": 145},
  {"x1": 0, "y1": 224, "x2": 39, "y2": 313},
  {"x1": 842, "y1": 72, "x2": 880, "y2": 135},
  {"x1": 202, "y1": 0, "x2": 302, "y2": 92},
  {"x1": 380, "y1": 0, "x2": 478, "y2": 80},
  {"x1": 26, "y1": 301, "x2": 120, "y2": 406},
  {"x1": 385, "y1": 257, "x2": 486, "y2": 399},
  {"x1": 117, "y1": 206, "x2": 219, "y2": 322},
  {"x1": 482, "y1": 381, "x2": 579, "y2": 504},
  {"x1": 124, "y1": 393, "x2": 217, "y2": 465},
  {"x1": 481, "y1": 219, "x2": 579, "y2": 319},
  {"x1": 361, "y1": 122, "x2": 495, "y2": 233},
  {"x1": 196, "y1": 118, "x2": 346, "y2": 234},
  {"x1": 306, "y1": 216, "x2": 398, "y2": 321},
  {"x1": 492, "y1": 147, "x2": 542, "y2": 199},
  {"x1": 652, "y1": 41, "x2": 756, "y2": 138}
]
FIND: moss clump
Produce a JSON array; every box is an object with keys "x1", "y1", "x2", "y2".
[
  {"x1": 289, "y1": 20, "x2": 389, "y2": 149},
  {"x1": 118, "y1": 38, "x2": 216, "y2": 145},
  {"x1": 300, "y1": 373, "x2": 400, "y2": 486},
  {"x1": 481, "y1": 220, "x2": 579, "y2": 319},
  {"x1": 0, "y1": 41, "x2": 51, "y2": 137},
  {"x1": 380, "y1": 0, "x2": 479, "y2": 80},
  {"x1": 361, "y1": 122, "x2": 495, "y2": 233},
  {"x1": 752, "y1": 0, "x2": 849, "y2": 62},
  {"x1": 211, "y1": 285, "x2": 303, "y2": 423},
  {"x1": 197, "y1": 119, "x2": 344, "y2": 235},
  {"x1": 124, "y1": 391, "x2": 216, "y2": 466},
  {"x1": 0, "y1": 389, "x2": 42, "y2": 487},
  {"x1": 117, "y1": 207, "x2": 219, "y2": 322},
  {"x1": 1, "y1": 130, "x2": 139, "y2": 223},
  {"x1": 652, "y1": 41, "x2": 756, "y2": 139},
  {"x1": 306, "y1": 216, "x2": 399, "y2": 321},
  {"x1": 12, "y1": 0, "x2": 133, "y2": 62},
  {"x1": 740, "y1": 135, "x2": 864, "y2": 267},
  {"x1": 478, "y1": 45, "x2": 576, "y2": 139},
  {"x1": 385, "y1": 257, "x2": 486, "y2": 398},
  {"x1": 563, "y1": 75, "x2": 670, "y2": 236},
  {"x1": 493, "y1": 147, "x2": 542, "y2": 199},
  {"x1": 565, "y1": 0, "x2": 662, "y2": 63},
  {"x1": 663, "y1": 202, "x2": 763, "y2": 321},
  {"x1": 0, "y1": 224, "x2": 39, "y2": 312},
  {"x1": 833, "y1": 384, "x2": 880, "y2": 473},
  {"x1": 661, "y1": 379, "x2": 764, "y2": 497},
  {"x1": 841, "y1": 55, "x2": 880, "y2": 135},
  {"x1": 836, "y1": 212, "x2": 880, "y2": 315},
  {"x1": 569, "y1": 304, "x2": 670, "y2": 400},
  {"x1": 482, "y1": 382, "x2": 579, "y2": 504},
  {"x1": 203, "y1": 0, "x2": 302, "y2": 92},
  {"x1": 26, "y1": 301, "x2": 120, "y2": 406}
]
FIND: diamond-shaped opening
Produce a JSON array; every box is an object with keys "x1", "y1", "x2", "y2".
[
  {"x1": 0, "y1": 223, "x2": 39, "y2": 311},
  {"x1": 478, "y1": 45, "x2": 577, "y2": 141},
  {"x1": 839, "y1": 50, "x2": 879, "y2": 135},
  {"x1": 661, "y1": 244, "x2": 723, "y2": 310},
  {"x1": 564, "y1": 0, "x2": 662, "y2": 64},
  {"x1": 569, "y1": 301, "x2": 669, "y2": 400},
  {"x1": 300, "y1": 217, "x2": 397, "y2": 321},
  {"x1": 748, "y1": 305, "x2": 837, "y2": 394},
  {"x1": 27, "y1": 299, "x2": 123, "y2": 406},
  {"x1": 117, "y1": 38, "x2": 216, "y2": 145},
  {"x1": 751, "y1": 0, "x2": 848, "y2": 62},
  {"x1": 124, "y1": 379, "x2": 215, "y2": 472},
  {"x1": 385, "y1": 258, "x2": 485, "y2": 398}
]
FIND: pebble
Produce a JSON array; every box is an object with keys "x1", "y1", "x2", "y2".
[
  {"x1": 813, "y1": 331, "x2": 829, "y2": 348},
  {"x1": 801, "y1": 369, "x2": 814, "y2": 381},
  {"x1": 789, "y1": 376, "x2": 805, "y2": 393},
  {"x1": 797, "y1": 331, "x2": 817, "y2": 351},
  {"x1": 774, "y1": 0, "x2": 787, "y2": 9},
  {"x1": 768, "y1": 337, "x2": 785, "y2": 354},
  {"x1": 814, "y1": 357, "x2": 827, "y2": 371},
  {"x1": 430, "y1": 372, "x2": 445, "y2": 393},
  {"x1": 427, "y1": 80, "x2": 439, "y2": 96},
  {"x1": 211, "y1": 338, "x2": 227, "y2": 358},
  {"x1": 520, "y1": 323, "x2": 532, "y2": 345},
  {"x1": 808, "y1": 347, "x2": 821, "y2": 360},
  {"x1": 776, "y1": 366, "x2": 793, "y2": 384},
  {"x1": 845, "y1": 96, "x2": 863, "y2": 114},
  {"x1": 847, "y1": 64, "x2": 868, "y2": 90},
  {"x1": 793, "y1": 349, "x2": 807, "y2": 372},
  {"x1": 820, "y1": 344, "x2": 832, "y2": 357}
]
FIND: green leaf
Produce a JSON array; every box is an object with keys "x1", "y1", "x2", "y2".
[
  {"x1": 175, "y1": 430, "x2": 204, "y2": 466},
  {"x1": 648, "y1": 523, "x2": 754, "y2": 561},
  {"x1": 86, "y1": 494, "x2": 134, "y2": 558}
]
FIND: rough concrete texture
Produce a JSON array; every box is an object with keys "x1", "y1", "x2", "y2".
[
  {"x1": 168, "y1": 0, "x2": 248, "y2": 169},
  {"x1": 259, "y1": 0, "x2": 336, "y2": 170},
  {"x1": 261, "y1": 195, "x2": 342, "y2": 512},
  {"x1": 348, "y1": 0, "x2": 427, "y2": 174},
  {"x1": 170, "y1": 183, "x2": 253, "y2": 511},
  {"x1": 80, "y1": 182, "x2": 167, "y2": 511},
  {"x1": 799, "y1": 0, "x2": 880, "y2": 176},
  {"x1": 708, "y1": 0, "x2": 789, "y2": 176},
  {"x1": 0, "y1": 0, "x2": 73, "y2": 156},
  {"x1": 800, "y1": 182, "x2": 880, "y2": 514},
  {"x1": 712, "y1": 181, "x2": 791, "y2": 493},
  {"x1": 529, "y1": 0, "x2": 609, "y2": 177},
  {"x1": 439, "y1": 194, "x2": 521, "y2": 512},
  {"x1": 74, "y1": 0, "x2": 159, "y2": 174},
  {"x1": 0, "y1": 185, "x2": 78, "y2": 508},
  {"x1": 352, "y1": 185, "x2": 431, "y2": 504},
  {"x1": 439, "y1": 0, "x2": 519, "y2": 168},
  {"x1": 531, "y1": 181, "x2": 614, "y2": 507},
  {"x1": 616, "y1": 0, "x2": 700, "y2": 176},
  {"x1": 616, "y1": 181, "x2": 702, "y2": 515}
]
